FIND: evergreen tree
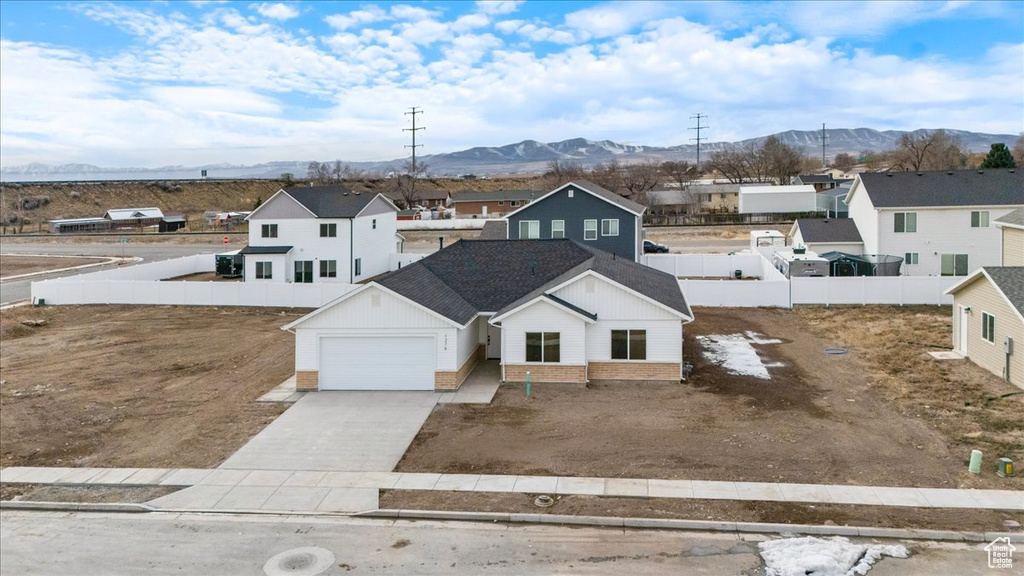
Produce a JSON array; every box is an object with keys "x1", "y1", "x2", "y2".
[{"x1": 980, "y1": 143, "x2": 1016, "y2": 169}]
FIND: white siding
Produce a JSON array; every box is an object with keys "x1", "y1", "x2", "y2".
[
  {"x1": 804, "y1": 242, "x2": 865, "y2": 255},
  {"x1": 500, "y1": 300, "x2": 586, "y2": 365},
  {"x1": 739, "y1": 187, "x2": 817, "y2": 213},
  {"x1": 586, "y1": 320, "x2": 682, "y2": 362},
  {"x1": 877, "y1": 207, "x2": 1014, "y2": 276},
  {"x1": 846, "y1": 182, "x2": 879, "y2": 255},
  {"x1": 247, "y1": 217, "x2": 353, "y2": 283},
  {"x1": 351, "y1": 203, "x2": 398, "y2": 281},
  {"x1": 456, "y1": 319, "x2": 479, "y2": 368},
  {"x1": 552, "y1": 274, "x2": 682, "y2": 321},
  {"x1": 243, "y1": 253, "x2": 289, "y2": 283}
]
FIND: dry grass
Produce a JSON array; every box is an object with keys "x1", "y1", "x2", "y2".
[{"x1": 795, "y1": 305, "x2": 1024, "y2": 485}]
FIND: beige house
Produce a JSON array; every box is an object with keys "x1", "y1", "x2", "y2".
[
  {"x1": 945, "y1": 267, "x2": 1024, "y2": 389},
  {"x1": 994, "y1": 207, "x2": 1024, "y2": 266}
]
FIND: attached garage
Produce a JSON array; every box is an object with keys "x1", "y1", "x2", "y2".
[{"x1": 318, "y1": 336, "x2": 436, "y2": 391}]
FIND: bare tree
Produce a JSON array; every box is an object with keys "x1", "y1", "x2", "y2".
[
  {"x1": 832, "y1": 153, "x2": 856, "y2": 172},
  {"x1": 543, "y1": 159, "x2": 586, "y2": 188},
  {"x1": 1012, "y1": 133, "x2": 1024, "y2": 166},
  {"x1": 588, "y1": 159, "x2": 624, "y2": 192},
  {"x1": 620, "y1": 161, "x2": 661, "y2": 196},
  {"x1": 890, "y1": 130, "x2": 965, "y2": 171},
  {"x1": 660, "y1": 160, "x2": 698, "y2": 189},
  {"x1": 388, "y1": 159, "x2": 430, "y2": 209},
  {"x1": 307, "y1": 160, "x2": 363, "y2": 185},
  {"x1": 706, "y1": 144, "x2": 772, "y2": 184},
  {"x1": 762, "y1": 136, "x2": 804, "y2": 185}
]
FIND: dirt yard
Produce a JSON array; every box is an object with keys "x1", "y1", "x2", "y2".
[
  {"x1": 0, "y1": 305, "x2": 302, "y2": 469},
  {"x1": 397, "y1": 307, "x2": 1022, "y2": 491},
  {"x1": 0, "y1": 255, "x2": 107, "y2": 278},
  {"x1": 164, "y1": 272, "x2": 241, "y2": 282}
]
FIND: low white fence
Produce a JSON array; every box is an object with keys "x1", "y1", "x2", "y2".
[
  {"x1": 791, "y1": 276, "x2": 954, "y2": 306},
  {"x1": 650, "y1": 254, "x2": 955, "y2": 308},
  {"x1": 32, "y1": 254, "x2": 359, "y2": 307}
]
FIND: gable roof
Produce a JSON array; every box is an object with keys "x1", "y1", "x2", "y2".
[
  {"x1": 373, "y1": 239, "x2": 690, "y2": 325},
  {"x1": 945, "y1": 266, "x2": 1024, "y2": 324},
  {"x1": 505, "y1": 180, "x2": 647, "y2": 218},
  {"x1": 792, "y1": 218, "x2": 863, "y2": 244},
  {"x1": 276, "y1": 186, "x2": 390, "y2": 218},
  {"x1": 795, "y1": 175, "x2": 836, "y2": 184},
  {"x1": 105, "y1": 207, "x2": 164, "y2": 220},
  {"x1": 994, "y1": 207, "x2": 1024, "y2": 229},
  {"x1": 478, "y1": 219, "x2": 508, "y2": 239},
  {"x1": 854, "y1": 170, "x2": 1024, "y2": 208},
  {"x1": 451, "y1": 190, "x2": 540, "y2": 203}
]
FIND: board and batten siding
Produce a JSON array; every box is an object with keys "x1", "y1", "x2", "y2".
[
  {"x1": 507, "y1": 185, "x2": 640, "y2": 261},
  {"x1": 456, "y1": 320, "x2": 479, "y2": 368},
  {"x1": 293, "y1": 286, "x2": 458, "y2": 373},
  {"x1": 1003, "y1": 227, "x2": 1024, "y2": 266},
  {"x1": 953, "y1": 278, "x2": 1024, "y2": 389},
  {"x1": 877, "y1": 207, "x2": 1013, "y2": 276},
  {"x1": 251, "y1": 192, "x2": 314, "y2": 220},
  {"x1": 500, "y1": 300, "x2": 586, "y2": 365},
  {"x1": 552, "y1": 274, "x2": 683, "y2": 362}
]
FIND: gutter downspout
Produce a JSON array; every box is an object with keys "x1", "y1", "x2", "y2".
[{"x1": 349, "y1": 218, "x2": 354, "y2": 283}]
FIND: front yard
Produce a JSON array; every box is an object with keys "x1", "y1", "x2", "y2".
[
  {"x1": 396, "y1": 307, "x2": 1022, "y2": 491},
  {"x1": 0, "y1": 305, "x2": 301, "y2": 469}
]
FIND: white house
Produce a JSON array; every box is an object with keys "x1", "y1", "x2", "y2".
[
  {"x1": 845, "y1": 170, "x2": 1023, "y2": 276},
  {"x1": 738, "y1": 185, "x2": 818, "y2": 214},
  {"x1": 282, "y1": 239, "x2": 694, "y2": 391},
  {"x1": 243, "y1": 185, "x2": 398, "y2": 284},
  {"x1": 789, "y1": 218, "x2": 864, "y2": 255}
]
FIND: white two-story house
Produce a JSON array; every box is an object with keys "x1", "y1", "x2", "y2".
[
  {"x1": 242, "y1": 185, "x2": 399, "y2": 283},
  {"x1": 845, "y1": 170, "x2": 1023, "y2": 276}
]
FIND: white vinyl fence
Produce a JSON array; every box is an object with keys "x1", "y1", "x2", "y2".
[
  {"x1": 32, "y1": 254, "x2": 359, "y2": 308},
  {"x1": 646, "y1": 254, "x2": 955, "y2": 308}
]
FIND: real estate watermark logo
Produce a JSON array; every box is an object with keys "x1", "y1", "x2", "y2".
[{"x1": 985, "y1": 536, "x2": 1015, "y2": 570}]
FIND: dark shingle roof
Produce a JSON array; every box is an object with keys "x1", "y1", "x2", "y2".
[
  {"x1": 984, "y1": 267, "x2": 1024, "y2": 318},
  {"x1": 376, "y1": 239, "x2": 691, "y2": 325},
  {"x1": 282, "y1": 186, "x2": 383, "y2": 217},
  {"x1": 478, "y1": 220, "x2": 508, "y2": 240},
  {"x1": 570, "y1": 180, "x2": 647, "y2": 215},
  {"x1": 794, "y1": 218, "x2": 863, "y2": 243},
  {"x1": 240, "y1": 245, "x2": 293, "y2": 254},
  {"x1": 857, "y1": 170, "x2": 1024, "y2": 208},
  {"x1": 796, "y1": 175, "x2": 835, "y2": 184},
  {"x1": 451, "y1": 190, "x2": 540, "y2": 203},
  {"x1": 544, "y1": 294, "x2": 597, "y2": 320},
  {"x1": 995, "y1": 207, "x2": 1024, "y2": 227}
]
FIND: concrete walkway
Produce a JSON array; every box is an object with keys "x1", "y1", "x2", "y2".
[
  {"x1": 219, "y1": 392, "x2": 440, "y2": 472},
  {"x1": 3, "y1": 467, "x2": 1021, "y2": 514}
]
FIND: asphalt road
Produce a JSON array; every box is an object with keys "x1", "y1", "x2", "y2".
[
  {"x1": 0, "y1": 511, "x2": 996, "y2": 575},
  {"x1": 0, "y1": 242, "x2": 229, "y2": 306}
]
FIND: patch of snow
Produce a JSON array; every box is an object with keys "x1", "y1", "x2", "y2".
[
  {"x1": 759, "y1": 536, "x2": 909, "y2": 576},
  {"x1": 697, "y1": 335, "x2": 772, "y2": 379},
  {"x1": 746, "y1": 330, "x2": 782, "y2": 344}
]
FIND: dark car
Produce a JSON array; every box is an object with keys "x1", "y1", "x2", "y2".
[{"x1": 643, "y1": 239, "x2": 669, "y2": 254}]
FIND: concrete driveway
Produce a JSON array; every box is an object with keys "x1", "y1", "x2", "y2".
[{"x1": 218, "y1": 392, "x2": 439, "y2": 472}]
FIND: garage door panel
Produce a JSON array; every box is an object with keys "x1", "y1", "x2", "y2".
[{"x1": 319, "y1": 336, "x2": 435, "y2": 391}]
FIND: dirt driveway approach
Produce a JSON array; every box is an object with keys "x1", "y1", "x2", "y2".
[
  {"x1": 397, "y1": 307, "x2": 1022, "y2": 491},
  {"x1": 0, "y1": 305, "x2": 299, "y2": 469}
]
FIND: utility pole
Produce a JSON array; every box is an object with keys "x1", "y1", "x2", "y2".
[
  {"x1": 403, "y1": 107, "x2": 425, "y2": 207},
  {"x1": 689, "y1": 114, "x2": 708, "y2": 168},
  {"x1": 819, "y1": 123, "x2": 829, "y2": 168}
]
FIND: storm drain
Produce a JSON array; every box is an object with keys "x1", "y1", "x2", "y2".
[
  {"x1": 263, "y1": 547, "x2": 336, "y2": 576},
  {"x1": 824, "y1": 348, "x2": 848, "y2": 355}
]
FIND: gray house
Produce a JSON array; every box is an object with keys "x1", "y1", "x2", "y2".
[{"x1": 505, "y1": 180, "x2": 646, "y2": 261}]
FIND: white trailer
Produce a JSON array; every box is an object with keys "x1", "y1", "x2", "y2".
[{"x1": 772, "y1": 248, "x2": 829, "y2": 278}]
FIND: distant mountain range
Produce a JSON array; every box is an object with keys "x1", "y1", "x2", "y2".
[{"x1": 2, "y1": 128, "x2": 1017, "y2": 182}]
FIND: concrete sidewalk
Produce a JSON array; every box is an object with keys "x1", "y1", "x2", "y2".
[{"x1": 3, "y1": 466, "x2": 1021, "y2": 514}]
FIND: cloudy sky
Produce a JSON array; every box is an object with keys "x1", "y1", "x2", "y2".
[{"x1": 1, "y1": 0, "x2": 1022, "y2": 168}]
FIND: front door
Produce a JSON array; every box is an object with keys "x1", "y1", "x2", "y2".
[
  {"x1": 482, "y1": 205, "x2": 488, "y2": 216},
  {"x1": 294, "y1": 260, "x2": 313, "y2": 283},
  {"x1": 486, "y1": 323, "x2": 501, "y2": 359},
  {"x1": 957, "y1": 305, "x2": 969, "y2": 355}
]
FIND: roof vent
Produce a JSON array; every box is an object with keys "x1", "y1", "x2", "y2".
[
  {"x1": 1010, "y1": 169, "x2": 1016, "y2": 173},
  {"x1": 947, "y1": 171, "x2": 954, "y2": 175},
  {"x1": 977, "y1": 170, "x2": 984, "y2": 174},
  {"x1": 916, "y1": 173, "x2": 923, "y2": 176},
  {"x1": 886, "y1": 173, "x2": 893, "y2": 177},
  {"x1": 343, "y1": 192, "x2": 348, "y2": 196}
]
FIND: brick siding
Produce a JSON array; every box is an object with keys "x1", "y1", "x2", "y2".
[
  {"x1": 503, "y1": 364, "x2": 587, "y2": 383},
  {"x1": 587, "y1": 362, "x2": 681, "y2": 382}
]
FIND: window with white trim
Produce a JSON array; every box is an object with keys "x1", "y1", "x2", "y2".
[
  {"x1": 601, "y1": 218, "x2": 619, "y2": 236},
  {"x1": 583, "y1": 219, "x2": 597, "y2": 241},
  {"x1": 971, "y1": 211, "x2": 989, "y2": 228},
  {"x1": 255, "y1": 261, "x2": 272, "y2": 279},
  {"x1": 372, "y1": 219, "x2": 377, "y2": 229},
  {"x1": 319, "y1": 223, "x2": 336, "y2": 237},
  {"x1": 519, "y1": 220, "x2": 540, "y2": 239},
  {"x1": 510, "y1": 200, "x2": 520, "y2": 207},
  {"x1": 525, "y1": 332, "x2": 560, "y2": 362},
  {"x1": 551, "y1": 220, "x2": 565, "y2": 239},
  {"x1": 940, "y1": 253, "x2": 969, "y2": 276},
  {"x1": 982, "y1": 312, "x2": 995, "y2": 343},
  {"x1": 904, "y1": 252, "x2": 919, "y2": 265},
  {"x1": 611, "y1": 330, "x2": 646, "y2": 360},
  {"x1": 319, "y1": 260, "x2": 336, "y2": 278},
  {"x1": 354, "y1": 258, "x2": 362, "y2": 276},
  {"x1": 261, "y1": 224, "x2": 278, "y2": 238},
  {"x1": 894, "y1": 212, "x2": 917, "y2": 233}
]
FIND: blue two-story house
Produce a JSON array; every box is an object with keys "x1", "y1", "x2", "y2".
[{"x1": 504, "y1": 180, "x2": 646, "y2": 261}]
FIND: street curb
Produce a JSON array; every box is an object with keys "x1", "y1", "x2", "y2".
[
  {"x1": 0, "y1": 501, "x2": 154, "y2": 513},
  {"x1": 1, "y1": 256, "x2": 138, "y2": 282},
  {"x1": 358, "y1": 509, "x2": 1024, "y2": 543}
]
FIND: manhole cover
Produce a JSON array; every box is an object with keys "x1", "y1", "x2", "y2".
[
  {"x1": 534, "y1": 495, "x2": 555, "y2": 508},
  {"x1": 824, "y1": 348, "x2": 847, "y2": 355},
  {"x1": 263, "y1": 547, "x2": 336, "y2": 576}
]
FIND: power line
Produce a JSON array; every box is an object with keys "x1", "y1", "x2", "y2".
[
  {"x1": 403, "y1": 106, "x2": 425, "y2": 174},
  {"x1": 819, "y1": 123, "x2": 829, "y2": 167},
  {"x1": 689, "y1": 113, "x2": 708, "y2": 167}
]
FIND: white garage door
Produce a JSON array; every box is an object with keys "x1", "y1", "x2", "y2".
[{"x1": 319, "y1": 336, "x2": 435, "y2": 391}]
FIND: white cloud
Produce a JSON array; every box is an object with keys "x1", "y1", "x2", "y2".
[
  {"x1": 324, "y1": 5, "x2": 387, "y2": 31},
  {"x1": 564, "y1": 1, "x2": 668, "y2": 38},
  {"x1": 252, "y1": 2, "x2": 300, "y2": 21},
  {"x1": 389, "y1": 4, "x2": 441, "y2": 22},
  {"x1": 476, "y1": 1, "x2": 524, "y2": 16}
]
